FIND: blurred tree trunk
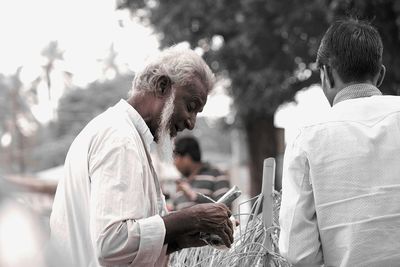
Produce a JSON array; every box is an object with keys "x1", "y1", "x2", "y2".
[{"x1": 244, "y1": 114, "x2": 277, "y2": 197}]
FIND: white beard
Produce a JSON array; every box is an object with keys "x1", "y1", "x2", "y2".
[{"x1": 155, "y1": 92, "x2": 175, "y2": 164}]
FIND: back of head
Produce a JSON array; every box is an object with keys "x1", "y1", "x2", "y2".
[
  {"x1": 174, "y1": 136, "x2": 201, "y2": 162},
  {"x1": 131, "y1": 46, "x2": 215, "y2": 96},
  {"x1": 316, "y1": 18, "x2": 383, "y2": 83}
]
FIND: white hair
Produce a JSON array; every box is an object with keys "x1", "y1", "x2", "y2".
[
  {"x1": 155, "y1": 91, "x2": 176, "y2": 164},
  {"x1": 130, "y1": 46, "x2": 215, "y2": 96}
]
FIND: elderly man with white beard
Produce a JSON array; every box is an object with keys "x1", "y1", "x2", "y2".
[{"x1": 49, "y1": 46, "x2": 234, "y2": 267}]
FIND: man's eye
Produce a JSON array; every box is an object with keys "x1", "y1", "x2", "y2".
[{"x1": 188, "y1": 102, "x2": 196, "y2": 112}]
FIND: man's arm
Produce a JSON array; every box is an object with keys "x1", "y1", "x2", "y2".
[
  {"x1": 89, "y1": 138, "x2": 165, "y2": 266},
  {"x1": 279, "y1": 131, "x2": 323, "y2": 266},
  {"x1": 89, "y1": 137, "x2": 234, "y2": 265}
]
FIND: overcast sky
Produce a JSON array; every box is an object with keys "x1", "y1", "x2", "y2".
[{"x1": 0, "y1": 0, "x2": 160, "y2": 83}]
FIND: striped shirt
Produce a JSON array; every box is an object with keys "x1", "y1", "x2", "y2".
[{"x1": 173, "y1": 163, "x2": 230, "y2": 210}]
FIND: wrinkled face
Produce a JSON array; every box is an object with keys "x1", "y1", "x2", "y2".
[
  {"x1": 154, "y1": 77, "x2": 208, "y2": 164},
  {"x1": 168, "y1": 77, "x2": 208, "y2": 138}
]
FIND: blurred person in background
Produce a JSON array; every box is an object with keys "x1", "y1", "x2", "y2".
[
  {"x1": 279, "y1": 18, "x2": 400, "y2": 266},
  {"x1": 50, "y1": 46, "x2": 234, "y2": 267},
  {"x1": 173, "y1": 136, "x2": 230, "y2": 210}
]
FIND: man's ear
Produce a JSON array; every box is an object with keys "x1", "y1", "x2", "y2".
[
  {"x1": 323, "y1": 65, "x2": 335, "y2": 88},
  {"x1": 376, "y1": 64, "x2": 386, "y2": 87},
  {"x1": 155, "y1": 75, "x2": 172, "y2": 96}
]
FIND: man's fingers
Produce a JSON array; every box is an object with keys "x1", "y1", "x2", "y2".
[
  {"x1": 227, "y1": 218, "x2": 234, "y2": 243},
  {"x1": 217, "y1": 230, "x2": 232, "y2": 248},
  {"x1": 227, "y1": 216, "x2": 233, "y2": 229},
  {"x1": 226, "y1": 221, "x2": 234, "y2": 244}
]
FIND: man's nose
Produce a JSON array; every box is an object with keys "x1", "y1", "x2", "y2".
[{"x1": 185, "y1": 114, "x2": 196, "y2": 130}]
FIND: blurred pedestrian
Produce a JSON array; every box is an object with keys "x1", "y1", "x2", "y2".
[
  {"x1": 172, "y1": 136, "x2": 230, "y2": 210},
  {"x1": 279, "y1": 18, "x2": 400, "y2": 266},
  {"x1": 50, "y1": 46, "x2": 234, "y2": 267}
]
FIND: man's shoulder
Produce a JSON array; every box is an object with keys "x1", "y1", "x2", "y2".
[
  {"x1": 291, "y1": 95, "x2": 400, "y2": 152},
  {"x1": 73, "y1": 105, "x2": 143, "y2": 152},
  {"x1": 326, "y1": 95, "x2": 400, "y2": 125},
  {"x1": 198, "y1": 163, "x2": 223, "y2": 177},
  {"x1": 299, "y1": 95, "x2": 400, "y2": 129}
]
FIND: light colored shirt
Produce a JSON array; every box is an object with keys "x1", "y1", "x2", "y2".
[
  {"x1": 50, "y1": 99, "x2": 168, "y2": 267},
  {"x1": 279, "y1": 84, "x2": 400, "y2": 266}
]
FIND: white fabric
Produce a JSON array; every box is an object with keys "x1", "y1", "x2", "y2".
[
  {"x1": 279, "y1": 87, "x2": 400, "y2": 267},
  {"x1": 50, "y1": 99, "x2": 168, "y2": 267}
]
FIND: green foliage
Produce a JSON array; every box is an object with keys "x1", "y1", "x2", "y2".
[
  {"x1": 0, "y1": 69, "x2": 38, "y2": 173},
  {"x1": 56, "y1": 74, "x2": 133, "y2": 138},
  {"x1": 119, "y1": 0, "x2": 329, "y2": 118},
  {"x1": 118, "y1": 0, "x2": 331, "y2": 194},
  {"x1": 29, "y1": 73, "x2": 134, "y2": 172},
  {"x1": 118, "y1": 0, "x2": 400, "y2": 114},
  {"x1": 118, "y1": 0, "x2": 400, "y2": 195}
]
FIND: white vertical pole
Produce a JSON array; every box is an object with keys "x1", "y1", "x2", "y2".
[{"x1": 261, "y1": 158, "x2": 276, "y2": 253}]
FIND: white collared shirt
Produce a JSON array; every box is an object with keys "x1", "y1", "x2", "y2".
[
  {"x1": 279, "y1": 84, "x2": 400, "y2": 266},
  {"x1": 50, "y1": 99, "x2": 168, "y2": 267}
]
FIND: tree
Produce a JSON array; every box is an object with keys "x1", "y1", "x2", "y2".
[
  {"x1": 0, "y1": 68, "x2": 38, "y2": 174},
  {"x1": 118, "y1": 0, "x2": 329, "y2": 196},
  {"x1": 41, "y1": 41, "x2": 64, "y2": 101},
  {"x1": 29, "y1": 72, "x2": 135, "y2": 171}
]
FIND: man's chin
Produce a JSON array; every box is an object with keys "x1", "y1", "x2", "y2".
[{"x1": 155, "y1": 131, "x2": 175, "y2": 164}]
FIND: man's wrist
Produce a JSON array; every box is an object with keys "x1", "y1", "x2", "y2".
[{"x1": 163, "y1": 209, "x2": 196, "y2": 244}]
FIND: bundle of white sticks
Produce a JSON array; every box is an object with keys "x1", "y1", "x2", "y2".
[{"x1": 169, "y1": 158, "x2": 290, "y2": 267}]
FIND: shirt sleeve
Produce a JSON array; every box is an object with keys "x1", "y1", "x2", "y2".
[
  {"x1": 278, "y1": 131, "x2": 323, "y2": 266},
  {"x1": 89, "y1": 137, "x2": 166, "y2": 266}
]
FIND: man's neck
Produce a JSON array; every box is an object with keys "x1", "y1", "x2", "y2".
[
  {"x1": 330, "y1": 79, "x2": 376, "y2": 106},
  {"x1": 127, "y1": 93, "x2": 159, "y2": 137},
  {"x1": 333, "y1": 83, "x2": 382, "y2": 105}
]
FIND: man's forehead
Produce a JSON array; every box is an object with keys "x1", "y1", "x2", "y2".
[
  {"x1": 193, "y1": 83, "x2": 208, "y2": 107},
  {"x1": 183, "y1": 78, "x2": 209, "y2": 99}
]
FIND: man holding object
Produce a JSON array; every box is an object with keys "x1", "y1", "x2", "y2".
[{"x1": 50, "y1": 46, "x2": 234, "y2": 267}]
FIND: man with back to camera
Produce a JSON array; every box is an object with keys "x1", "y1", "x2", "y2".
[
  {"x1": 279, "y1": 18, "x2": 400, "y2": 266},
  {"x1": 50, "y1": 46, "x2": 234, "y2": 267},
  {"x1": 172, "y1": 136, "x2": 230, "y2": 210}
]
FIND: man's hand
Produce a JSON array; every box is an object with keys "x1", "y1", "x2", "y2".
[
  {"x1": 163, "y1": 203, "x2": 234, "y2": 249},
  {"x1": 185, "y1": 203, "x2": 234, "y2": 248},
  {"x1": 177, "y1": 232, "x2": 206, "y2": 249},
  {"x1": 167, "y1": 232, "x2": 206, "y2": 254}
]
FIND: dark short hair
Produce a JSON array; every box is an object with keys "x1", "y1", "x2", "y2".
[
  {"x1": 316, "y1": 18, "x2": 383, "y2": 83},
  {"x1": 174, "y1": 136, "x2": 201, "y2": 162}
]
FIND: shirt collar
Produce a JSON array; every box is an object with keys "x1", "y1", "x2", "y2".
[
  {"x1": 333, "y1": 83, "x2": 382, "y2": 105},
  {"x1": 116, "y1": 99, "x2": 154, "y2": 151}
]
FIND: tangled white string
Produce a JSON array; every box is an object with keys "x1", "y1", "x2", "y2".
[{"x1": 169, "y1": 191, "x2": 291, "y2": 267}]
